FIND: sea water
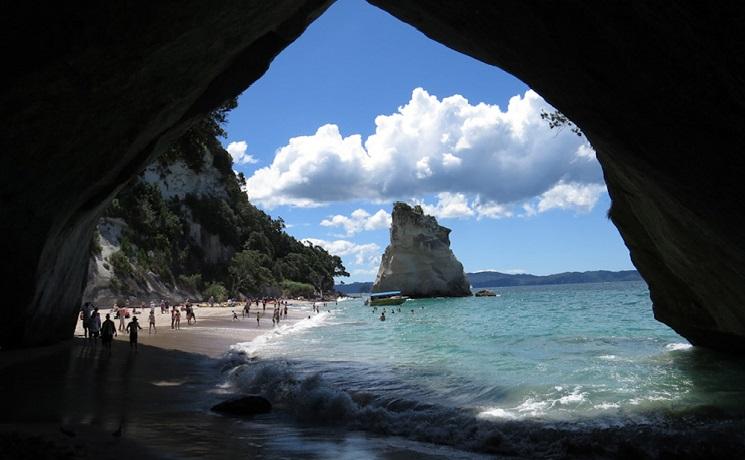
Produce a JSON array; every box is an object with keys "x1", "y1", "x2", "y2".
[{"x1": 223, "y1": 281, "x2": 745, "y2": 456}]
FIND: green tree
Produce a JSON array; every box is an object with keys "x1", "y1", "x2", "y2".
[
  {"x1": 540, "y1": 109, "x2": 583, "y2": 137},
  {"x1": 203, "y1": 282, "x2": 228, "y2": 303},
  {"x1": 228, "y1": 249, "x2": 275, "y2": 296}
]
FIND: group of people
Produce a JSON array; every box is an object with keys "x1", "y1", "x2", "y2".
[
  {"x1": 231, "y1": 297, "x2": 289, "y2": 328},
  {"x1": 80, "y1": 302, "x2": 142, "y2": 352},
  {"x1": 375, "y1": 306, "x2": 408, "y2": 321},
  {"x1": 169, "y1": 303, "x2": 197, "y2": 330}
]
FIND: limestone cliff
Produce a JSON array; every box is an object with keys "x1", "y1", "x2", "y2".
[
  {"x1": 82, "y1": 144, "x2": 233, "y2": 306},
  {"x1": 373, "y1": 203, "x2": 471, "y2": 298}
]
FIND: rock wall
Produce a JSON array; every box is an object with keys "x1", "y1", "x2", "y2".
[
  {"x1": 83, "y1": 219, "x2": 199, "y2": 307},
  {"x1": 373, "y1": 203, "x2": 471, "y2": 298},
  {"x1": 368, "y1": 1, "x2": 745, "y2": 350},
  {"x1": 83, "y1": 147, "x2": 234, "y2": 307},
  {"x1": 4, "y1": 2, "x2": 745, "y2": 350},
  {"x1": 0, "y1": 0, "x2": 332, "y2": 347}
]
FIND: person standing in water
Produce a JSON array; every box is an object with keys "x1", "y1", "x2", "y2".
[
  {"x1": 148, "y1": 309, "x2": 156, "y2": 334},
  {"x1": 256, "y1": 311, "x2": 260, "y2": 327},
  {"x1": 126, "y1": 316, "x2": 143, "y2": 351},
  {"x1": 101, "y1": 314, "x2": 117, "y2": 354}
]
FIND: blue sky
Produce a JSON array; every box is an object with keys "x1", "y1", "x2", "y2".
[{"x1": 222, "y1": 0, "x2": 633, "y2": 282}]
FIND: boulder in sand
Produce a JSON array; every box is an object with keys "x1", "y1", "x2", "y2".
[{"x1": 211, "y1": 395, "x2": 272, "y2": 416}]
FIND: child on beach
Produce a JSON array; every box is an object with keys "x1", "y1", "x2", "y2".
[
  {"x1": 118, "y1": 307, "x2": 127, "y2": 332},
  {"x1": 126, "y1": 316, "x2": 143, "y2": 351},
  {"x1": 148, "y1": 309, "x2": 156, "y2": 334},
  {"x1": 232, "y1": 310, "x2": 238, "y2": 321},
  {"x1": 101, "y1": 313, "x2": 117, "y2": 353},
  {"x1": 174, "y1": 308, "x2": 181, "y2": 330}
]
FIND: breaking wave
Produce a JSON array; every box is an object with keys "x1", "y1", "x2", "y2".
[
  {"x1": 217, "y1": 358, "x2": 745, "y2": 457},
  {"x1": 227, "y1": 312, "x2": 329, "y2": 359}
]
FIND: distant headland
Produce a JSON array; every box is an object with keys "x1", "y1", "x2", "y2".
[{"x1": 336, "y1": 269, "x2": 642, "y2": 294}]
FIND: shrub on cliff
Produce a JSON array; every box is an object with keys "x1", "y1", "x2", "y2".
[
  {"x1": 203, "y1": 282, "x2": 228, "y2": 303},
  {"x1": 280, "y1": 280, "x2": 316, "y2": 298},
  {"x1": 109, "y1": 250, "x2": 132, "y2": 278},
  {"x1": 178, "y1": 273, "x2": 203, "y2": 292}
]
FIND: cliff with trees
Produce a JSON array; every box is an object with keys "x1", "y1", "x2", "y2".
[{"x1": 84, "y1": 100, "x2": 347, "y2": 305}]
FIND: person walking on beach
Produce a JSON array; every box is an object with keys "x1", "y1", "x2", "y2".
[
  {"x1": 171, "y1": 306, "x2": 177, "y2": 329},
  {"x1": 126, "y1": 316, "x2": 143, "y2": 351},
  {"x1": 174, "y1": 308, "x2": 181, "y2": 330},
  {"x1": 148, "y1": 309, "x2": 156, "y2": 334},
  {"x1": 88, "y1": 307, "x2": 101, "y2": 345},
  {"x1": 256, "y1": 311, "x2": 261, "y2": 327},
  {"x1": 80, "y1": 302, "x2": 92, "y2": 338},
  {"x1": 101, "y1": 314, "x2": 116, "y2": 354}
]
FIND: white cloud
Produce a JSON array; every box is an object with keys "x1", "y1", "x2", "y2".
[
  {"x1": 351, "y1": 267, "x2": 379, "y2": 277},
  {"x1": 226, "y1": 140, "x2": 258, "y2": 165},
  {"x1": 320, "y1": 208, "x2": 391, "y2": 236},
  {"x1": 419, "y1": 192, "x2": 473, "y2": 219},
  {"x1": 244, "y1": 88, "x2": 603, "y2": 215},
  {"x1": 416, "y1": 192, "x2": 512, "y2": 220},
  {"x1": 522, "y1": 182, "x2": 606, "y2": 215},
  {"x1": 303, "y1": 238, "x2": 381, "y2": 265}
]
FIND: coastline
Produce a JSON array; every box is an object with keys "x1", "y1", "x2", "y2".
[
  {"x1": 72, "y1": 300, "x2": 323, "y2": 358},
  {"x1": 0, "y1": 299, "x2": 332, "y2": 459}
]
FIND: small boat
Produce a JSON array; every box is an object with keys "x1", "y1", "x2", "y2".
[{"x1": 368, "y1": 291, "x2": 408, "y2": 306}]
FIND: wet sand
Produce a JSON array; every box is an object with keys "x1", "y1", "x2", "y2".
[
  {"x1": 0, "y1": 300, "x2": 322, "y2": 459},
  {"x1": 75, "y1": 302, "x2": 311, "y2": 358},
  {"x1": 1, "y1": 299, "x2": 483, "y2": 459}
]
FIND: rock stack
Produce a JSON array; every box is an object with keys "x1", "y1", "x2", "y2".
[{"x1": 372, "y1": 202, "x2": 471, "y2": 297}]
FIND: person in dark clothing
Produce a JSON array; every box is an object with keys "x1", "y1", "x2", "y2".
[
  {"x1": 101, "y1": 313, "x2": 117, "y2": 354},
  {"x1": 126, "y1": 316, "x2": 143, "y2": 352}
]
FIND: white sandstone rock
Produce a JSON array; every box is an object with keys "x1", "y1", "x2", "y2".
[{"x1": 373, "y1": 202, "x2": 471, "y2": 297}]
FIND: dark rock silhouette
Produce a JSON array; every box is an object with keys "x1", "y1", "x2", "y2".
[
  {"x1": 212, "y1": 395, "x2": 272, "y2": 416},
  {"x1": 3, "y1": 2, "x2": 745, "y2": 351}
]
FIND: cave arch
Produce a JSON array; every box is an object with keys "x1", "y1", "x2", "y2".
[{"x1": 2, "y1": 1, "x2": 744, "y2": 350}]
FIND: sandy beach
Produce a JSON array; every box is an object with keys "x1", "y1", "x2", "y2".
[
  {"x1": 73, "y1": 301, "x2": 321, "y2": 358},
  {"x1": 0, "y1": 299, "x2": 335, "y2": 459}
]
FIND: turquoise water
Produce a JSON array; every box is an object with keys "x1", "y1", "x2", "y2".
[{"x1": 224, "y1": 281, "x2": 745, "y2": 455}]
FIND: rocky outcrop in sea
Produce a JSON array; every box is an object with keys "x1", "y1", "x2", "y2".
[{"x1": 373, "y1": 203, "x2": 471, "y2": 298}]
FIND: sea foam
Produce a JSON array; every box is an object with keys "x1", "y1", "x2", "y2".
[{"x1": 227, "y1": 312, "x2": 330, "y2": 359}]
